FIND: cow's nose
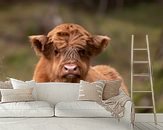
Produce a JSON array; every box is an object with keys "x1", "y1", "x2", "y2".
[
  {"x1": 62, "y1": 64, "x2": 80, "y2": 78},
  {"x1": 64, "y1": 64, "x2": 79, "y2": 73}
]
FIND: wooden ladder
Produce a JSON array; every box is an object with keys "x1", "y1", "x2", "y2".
[{"x1": 131, "y1": 34, "x2": 157, "y2": 125}]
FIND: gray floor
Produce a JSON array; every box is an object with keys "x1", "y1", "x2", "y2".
[
  {"x1": 134, "y1": 114, "x2": 163, "y2": 130},
  {"x1": 134, "y1": 122, "x2": 163, "y2": 130}
]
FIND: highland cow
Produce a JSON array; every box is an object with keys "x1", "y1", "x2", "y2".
[{"x1": 29, "y1": 23, "x2": 128, "y2": 95}]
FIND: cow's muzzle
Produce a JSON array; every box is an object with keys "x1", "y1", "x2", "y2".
[{"x1": 62, "y1": 64, "x2": 81, "y2": 79}]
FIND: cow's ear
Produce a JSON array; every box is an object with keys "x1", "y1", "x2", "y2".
[
  {"x1": 29, "y1": 35, "x2": 48, "y2": 55},
  {"x1": 87, "y1": 35, "x2": 111, "y2": 56},
  {"x1": 29, "y1": 35, "x2": 53, "y2": 59}
]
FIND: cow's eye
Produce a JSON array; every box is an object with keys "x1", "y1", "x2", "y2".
[
  {"x1": 79, "y1": 49, "x2": 86, "y2": 56},
  {"x1": 54, "y1": 50, "x2": 60, "y2": 56}
]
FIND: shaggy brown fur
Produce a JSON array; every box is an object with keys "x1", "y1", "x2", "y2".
[{"x1": 29, "y1": 23, "x2": 128, "y2": 95}]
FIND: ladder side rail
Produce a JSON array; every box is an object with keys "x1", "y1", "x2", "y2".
[
  {"x1": 131, "y1": 35, "x2": 134, "y2": 100},
  {"x1": 146, "y1": 35, "x2": 157, "y2": 124}
]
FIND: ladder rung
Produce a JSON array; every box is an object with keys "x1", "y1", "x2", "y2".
[
  {"x1": 133, "y1": 91, "x2": 152, "y2": 93},
  {"x1": 133, "y1": 61, "x2": 149, "y2": 63},
  {"x1": 133, "y1": 48, "x2": 147, "y2": 51},
  {"x1": 133, "y1": 73, "x2": 149, "y2": 77},
  {"x1": 135, "y1": 106, "x2": 153, "y2": 109}
]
